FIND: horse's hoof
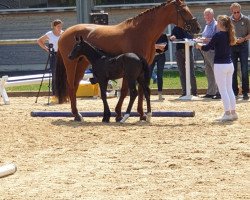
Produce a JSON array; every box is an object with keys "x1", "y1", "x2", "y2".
[
  {"x1": 115, "y1": 116, "x2": 123, "y2": 122},
  {"x1": 120, "y1": 114, "x2": 130, "y2": 123},
  {"x1": 74, "y1": 116, "x2": 83, "y2": 122},
  {"x1": 102, "y1": 118, "x2": 110, "y2": 123},
  {"x1": 74, "y1": 114, "x2": 83, "y2": 122},
  {"x1": 140, "y1": 114, "x2": 147, "y2": 121},
  {"x1": 146, "y1": 112, "x2": 152, "y2": 122}
]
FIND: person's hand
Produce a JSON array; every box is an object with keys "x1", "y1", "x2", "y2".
[
  {"x1": 195, "y1": 42, "x2": 203, "y2": 50},
  {"x1": 169, "y1": 35, "x2": 176, "y2": 41},
  {"x1": 155, "y1": 44, "x2": 165, "y2": 51},
  {"x1": 236, "y1": 37, "x2": 245, "y2": 44}
]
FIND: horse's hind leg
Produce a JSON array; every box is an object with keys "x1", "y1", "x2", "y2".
[
  {"x1": 115, "y1": 79, "x2": 128, "y2": 122},
  {"x1": 139, "y1": 80, "x2": 152, "y2": 122},
  {"x1": 120, "y1": 81, "x2": 138, "y2": 123},
  {"x1": 68, "y1": 58, "x2": 88, "y2": 121},
  {"x1": 137, "y1": 84, "x2": 147, "y2": 121}
]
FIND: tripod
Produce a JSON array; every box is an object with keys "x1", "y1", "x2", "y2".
[{"x1": 35, "y1": 44, "x2": 54, "y2": 104}]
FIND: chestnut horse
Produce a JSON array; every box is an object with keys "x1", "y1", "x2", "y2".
[{"x1": 55, "y1": 0, "x2": 201, "y2": 121}]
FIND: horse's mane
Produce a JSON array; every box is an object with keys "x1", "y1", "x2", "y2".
[{"x1": 124, "y1": 2, "x2": 167, "y2": 25}]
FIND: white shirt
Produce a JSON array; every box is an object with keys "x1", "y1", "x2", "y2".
[{"x1": 45, "y1": 30, "x2": 63, "y2": 52}]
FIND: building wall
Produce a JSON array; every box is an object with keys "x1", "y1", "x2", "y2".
[{"x1": 0, "y1": 1, "x2": 249, "y2": 73}]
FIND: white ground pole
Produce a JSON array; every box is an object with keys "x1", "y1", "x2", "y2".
[
  {"x1": 173, "y1": 39, "x2": 198, "y2": 100},
  {"x1": 0, "y1": 163, "x2": 17, "y2": 178},
  {"x1": 0, "y1": 76, "x2": 10, "y2": 105}
]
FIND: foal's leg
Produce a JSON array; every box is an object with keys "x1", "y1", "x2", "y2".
[
  {"x1": 137, "y1": 85, "x2": 147, "y2": 121},
  {"x1": 138, "y1": 78, "x2": 152, "y2": 122},
  {"x1": 120, "y1": 80, "x2": 138, "y2": 123},
  {"x1": 115, "y1": 79, "x2": 128, "y2": 122},
  {"x1": 99, "y1": 80, "x2": 111, "y2": 123}
]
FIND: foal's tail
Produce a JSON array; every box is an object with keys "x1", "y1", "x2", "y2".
[{"x1": 55, "y1": 49, "x2": 68, "y2": 103}]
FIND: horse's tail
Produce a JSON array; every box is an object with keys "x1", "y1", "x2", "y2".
[
  {"x1": 141, "y1": 57, "x2": 150, "y2": 86},
  {"x1": 55, "y1": 49, "x2": 68, "y2": 103}
]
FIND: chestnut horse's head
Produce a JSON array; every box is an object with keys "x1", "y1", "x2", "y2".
[{"x1": 170, "y1": 0, "x2": 201, "y2": 34}]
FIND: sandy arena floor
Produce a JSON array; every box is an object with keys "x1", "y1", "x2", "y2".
[{"x1": 0, "y1": 95, "x2": 249, "y2": 200}]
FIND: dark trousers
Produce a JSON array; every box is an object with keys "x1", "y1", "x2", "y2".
[
  {"x1": 149, "y1": 53, "x2": 166, "y2": 92},
  {"x1": 175, "y1": 49, "x2": 197, "y2": 95},
  {"x1": 231, "y1": 43, "x2": 249, "y2": 96},
  {"x1": 49, "y1": 52, "x2": 57, "y2": 95}
]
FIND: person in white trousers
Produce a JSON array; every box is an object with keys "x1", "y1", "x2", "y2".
[{"x1": 196, "y1": 15, "x2": 238, "y2": 122}]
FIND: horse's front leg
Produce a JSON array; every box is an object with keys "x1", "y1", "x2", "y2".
[
  {"x1": 115, "y1": 79, "x2": 128, "y2": 122},
  {"x1": 137, "y1": 85, "x2": 147, "y2": 121},
  {"x1": 120, "y1": 82, "x2": 138, "y2": 123},
  {"x1": 100, "y1": 81, "x2": 111, "y2": 123}
]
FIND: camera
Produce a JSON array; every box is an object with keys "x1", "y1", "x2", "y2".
[{"x1": 48, "y1": 43, "x2": 54, "y2": 53}]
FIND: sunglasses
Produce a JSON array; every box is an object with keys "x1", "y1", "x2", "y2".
[{"x1": 233, "y1": 11, "x2": 240, "y2": 14}]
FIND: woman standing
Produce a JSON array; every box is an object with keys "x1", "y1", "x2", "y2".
[
  {"x1": 196, "y1": 15, "x2": 238, "y2": 122},
  {"x1": 149, "y1": 33, "x2": 168, "y2": 101},
  {"x1": 37, "y1": 19, "x2": 64, "y2": 102}
]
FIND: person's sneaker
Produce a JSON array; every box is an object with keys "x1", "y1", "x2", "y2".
[
  {"x1": 179, "y1": 94, "x2": 186, "y2": 98},
  {"x1": 243, "y1": 93, "x2": 249, "y2": 100},
  {"x1": 231, "y1": 113, "x2": 238, "y2": 121},
  {"x1": 212, "y1": 94, "x2": 221, "y2": 99},
  {"x1": 216, "y1": 113, "x2": 232, "y2": 122},
  {"x1": 158, "y1": 94, "x2": 165, "y2": 101},
  {"x1": 202, "y1": 94, "x2": 214, "y2": 98}
]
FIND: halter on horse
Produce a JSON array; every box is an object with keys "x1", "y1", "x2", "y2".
[{"x1": 55, "y1": 0, "x2": 201, "y2": 121}]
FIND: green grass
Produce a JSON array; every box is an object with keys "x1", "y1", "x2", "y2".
[
  {"x1": 6, "y1": 84, "x2": 50, "y2": 92},
  {"x1": 150, "y1": 70, "x2": 208, "y2": 89},
  {"x1": 6, "y1": 70, "x2": 249, "y2": 92}
]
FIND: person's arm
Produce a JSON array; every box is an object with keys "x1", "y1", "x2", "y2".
[
  {"x1": 37, "y1": 34, "x2": 49, "y2": 52},
  {"x1": 196, "y1": 34, "x2": 216, "y2": 51}
]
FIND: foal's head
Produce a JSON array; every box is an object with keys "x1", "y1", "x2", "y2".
[{"x1": 68, "y1": 36, "x2": 90, "y2": 60}]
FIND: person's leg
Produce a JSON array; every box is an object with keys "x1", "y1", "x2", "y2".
[
  {"x1": 156, "y1": 54, "x2": 166, "y2": 100},
  {"x1": 175, "y1": 49, "x2": 186, "y2": 95},
  {"x1": 231, "y1": 46, "x2": 239, "y2": 96},
  {"x1": 151, "y1": 67, "x2": 157, "y2": 83},
  {"x1": 214, "y1": 64, "x2": 231, "y2": 119},
  {"x1": 149, "y1": 58, "x2": 156, "y2": 82},
  {"x1": 237, "y1": 62, "x2": 242, "y2": 95},
  {"x1": 202, "y1": 50, "x2": 217, "y2": 96},
  {"x1": 239, "y1": 44, "x2": 249, "y2": 99},
  {"x1": 190, "y1": 49, "x2": 197, "y2": 95},
  {"x1": 156, "y1": 54, "x2": 165, "y2": 92},
  {"x1": 226, "y1": 63, "x2": 237, "y2": 118}
]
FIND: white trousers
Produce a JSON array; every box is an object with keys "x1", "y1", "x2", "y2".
[{"x1": 214, "y1": 63, "x2": 236, "y2": 112}]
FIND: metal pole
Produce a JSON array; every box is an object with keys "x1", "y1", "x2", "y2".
[
  {"x1": 184, "y1": 39, "x2": 191, "y2": 97},
  {"x1": 76, "y1": 0, "x2": 94, "y2": 23},
  {"x1": 168, "y1": 25, "x2": 173, "y2": 68}
]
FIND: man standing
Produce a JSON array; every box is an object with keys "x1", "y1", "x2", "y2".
[
  {"x1": 230, "y1": 3, "x2": 250, "y2": 100},
  {"x1": 199, "y1": 8, "x2": 220, "y2": 99}
]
